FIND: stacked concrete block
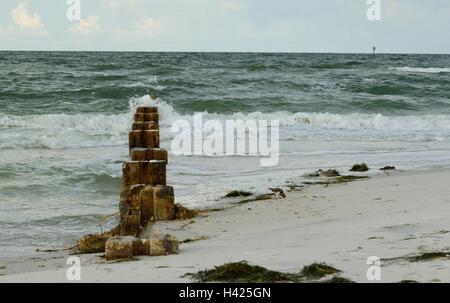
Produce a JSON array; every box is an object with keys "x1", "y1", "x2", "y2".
[{"x1": 120, "y1": 106, "x2": 176, "y2": 237}]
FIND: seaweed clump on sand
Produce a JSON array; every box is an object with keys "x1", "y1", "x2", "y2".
[
  {"x1": 407, "y1": 252, "x2": 450, "y2": 262},
  {"x1": 223, "y1": 190, "x2": 254, "y2": 198},
  {"x1": 174, "y1": 204, "x2": 198, "y2": 220},
  {"x1": 187, "y1": 261, "x2": 301, "y2": 283},
  {"x1": 335, "y1": 175, "x2": 369, "y2": 183},
  {"x1": 349, "y1": 163, "x2": 370, "y2": 172},
  {"x1": 382, "y1": 251, "x2": 450, "y2": 264},
  {"x1": 76, "y1": 227, "x2": 120, "y2": 254},
  {"x1": 302, "y1": 175, "x2": 369, "y2": 186},
  {"x1": 237, "y1": 194, "x2": 274, "y2": 205},
  {"x1": 300, "y1": 263, "x2": 341, "y2": 279},
  {"x1": 185, "y1": 261, "x2": 352, "y2": 283},
  {"x1": 321, "y1": 276, "x2": 355, "y2": 283}
]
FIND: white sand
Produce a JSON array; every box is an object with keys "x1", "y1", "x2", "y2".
[{"x1": 1, "y1": 169, "x2": 450, "y2": 283}]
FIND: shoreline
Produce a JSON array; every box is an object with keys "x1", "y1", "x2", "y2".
[{"x1": 1, "y1": 168, "x2": 450, "y2": 282}]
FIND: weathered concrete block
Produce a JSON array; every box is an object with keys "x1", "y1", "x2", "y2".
[
  {"x1": 136, "y1": 106, "x2": 158, "y2": 114},
  {"x1": 105, "y1": 236, "x2": 135, "y2": 261},
  {"x1": 129, "y1": 130, "x2": 160, "y2": 149},
  {"x1": 140, "y1": 186, "x2": 176, "y2": 223},
  {"x1": 134, "y1": 113, "x2": 159, "y2": 123},
  {"x1": 132, "y1": 122, "x2": 159, "y2": 131},
  {"x1": 77, "y1": 233, "x2": 110, "y2": 254},
  {"x1": 122, "y1": 161, "x2": 166, "y2": 187},
  {"x1": 135, "y1": 235, "x2": 179, "y2": 256},
  {"x1": 130, "y1": 148, "x2": 168, "y2": 163},
  {"x1": 106, "y1": 235, "x2": 178, "y2": 260},
  {"x1": 120, "y1": 185, "x2": 175, "y2": 234},
  {"x1": 119, "y1": 185, "x2": 145, "y2": 236}
]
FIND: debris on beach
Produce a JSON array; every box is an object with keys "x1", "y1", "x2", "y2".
[
  {"x1": 175, "y1": 204, "x2": 198, "y2": 220},
  {"x1": 302, "y1": 175, "x2": 369, "y2": 186},
  {"x1": 268, "y1": 187, "x2": 286, "y2": 199},
  {"x1": 180, "y1": 236, "x2": 211, "y2": 244},
  {"x1": 382, "y1": 251, "x2": 450, "y2": 263},
  {"x1": 349, "y1": 163, "x2": 370, "y2": 172},
  {"x1": 380, "y1": 166, "x2": 397, "y2": 175},
  {"x1": 318, "y1": 169, "x2": 341, "y2": 177},
  {"x1": 300, "y1": 263, "x2": 341, "y2": 279},
  {"x1": 76, "y1": 227, "x2": 120, "y2": 254},
  {"x1": 321, "y1": 276, "x2": 355, "y2": 283},
  {"x1": 302, "y1": 172, "x2": 320, "y2": 178},
  {"x1": 186, "y1": 261, "x2": 301, "y2": 283},
  {"x1": 185, "y1": 260, "x2": 350, "y2": 283},
  {"x1": 380, "y1": 166, "x2": 396, "y2": 171},
  {"x1": 407, "y1": 252, "x2": 450, "y2": 262},
  {"x1": 223, "y1": 188, "x2": 286, "y2": 204},
  {"x1": 223, "y1": 190, "x2": 254, "y2": 198},
  {"x1": 237, "y1": 194, "x2": 274, "y2": 204}
]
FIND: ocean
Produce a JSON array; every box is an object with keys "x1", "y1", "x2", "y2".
[{"x1": 0, "y1": 51, "x2": 449, "y2": 257}]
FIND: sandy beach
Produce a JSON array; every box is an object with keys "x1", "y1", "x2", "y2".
[{"x1": 1, "y1": 168, "x2": 449, "y2": 283}]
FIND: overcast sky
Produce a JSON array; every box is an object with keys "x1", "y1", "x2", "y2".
[{"x1": 0, "y1": 0, "x2": 449, "y2": 53}]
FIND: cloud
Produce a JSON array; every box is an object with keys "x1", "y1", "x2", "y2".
[
  {"x1": 69, "y1": 15, "x2": 101, "y2": 35},
  {"x1": 133, "y1": 16, "x2": 168, "y2": 37},
  {"x1": 11, "y1": 2, "x2": 43, "y2": 31},
  {"x1": 0, "y1": 2, "x2": 47, "y2": 38},
  {"x1": 219, "y1": 1, "x2": 248, "y2": 13}
]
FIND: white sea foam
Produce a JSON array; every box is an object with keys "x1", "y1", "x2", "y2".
[
  {"x1": 1, "y1": 95, "x2": 450, "y2": 149},
  {"x1": 392, "y1": 67, "x2": 450, "y2": 74}
]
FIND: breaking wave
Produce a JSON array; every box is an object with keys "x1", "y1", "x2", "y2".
[
  {"x1": 392, "y1": 67, "x2": 450, "y2": 74},
  {"x1": 1, "y1": 95, "x2": 450, "y2": 149}
]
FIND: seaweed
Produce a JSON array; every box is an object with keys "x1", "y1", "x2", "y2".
[
  {"x1": 319, "y1": 169, "x2": 341, "y2": 177},
  {"x1": 223, "y1": 190, "x2": 254, "y2": 198},
  {"x1": 302, "y1": 172, "x2": 320, "y2": 178},
  {"x1": 408, "y1": 252, "x2": 450, "y2": 262},
  {"x1": 237, "y1": 194, "x2": 274, "y2": 204},
  {"x1": 321, "y1": 276, "x2": 355, "y2": 283},
  {"x1": 188, "y1": 261, "x2": 301, "y2": 283},
  {"x1": 76, "y1": 227, "x2": 119, "y2": 254},
  {"x1": 335, "y1": 176, "x2": 369, "y2": 183},
  {"x1": 175, "y1": 204, "x2": 198, "y2": 220},
  {"x1": 180, "y1": 236, "x2": 210, "y2": 244},
  {"x1": 349, "y1": 163, "x2": 369, "y2": 172},
  {"x1": 300, "y1": 263, "x2": 341, "y2": 279},
  {"x1": 303, "y1": 175, "x2": 369, "y2": 186},
  {"x1": 382, "y1": 251, "x2": 450, "y2": 263},
  {"x1": 186, "y1": 261, "x2": 344, "y2": 283}
]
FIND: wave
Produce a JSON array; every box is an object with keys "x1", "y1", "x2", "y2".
[
  {"x1": 68, "y1": 172, "x2": 122, "y2": 189},
  {"x1": 135, "y1": 96, "x2": 450, "y2": 132},
  {"x1": 2, "y1": 95, "x2": 450, "y2": 149},
  {"x1": 309, "y1": 61, "x2": 363, "y2": 69},
  {"x1": 247, "y1": 64, "x2": 267, "y2": 72},
  {"x1": 392, "y1": 67, "x2": 450, "y2": 74}
]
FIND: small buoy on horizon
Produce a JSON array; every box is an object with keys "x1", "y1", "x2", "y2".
[{"x1": 373, "y1": 46, "x2": 376, "y2": 56}]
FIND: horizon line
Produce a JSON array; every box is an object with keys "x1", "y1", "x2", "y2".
[{"x1": 0, "y1": 49, "x2": 449, "y2": 55}]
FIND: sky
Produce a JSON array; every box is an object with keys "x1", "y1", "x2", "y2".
[{"x1": 0, "y1": 0, "x2": 449, "y2": 53}]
